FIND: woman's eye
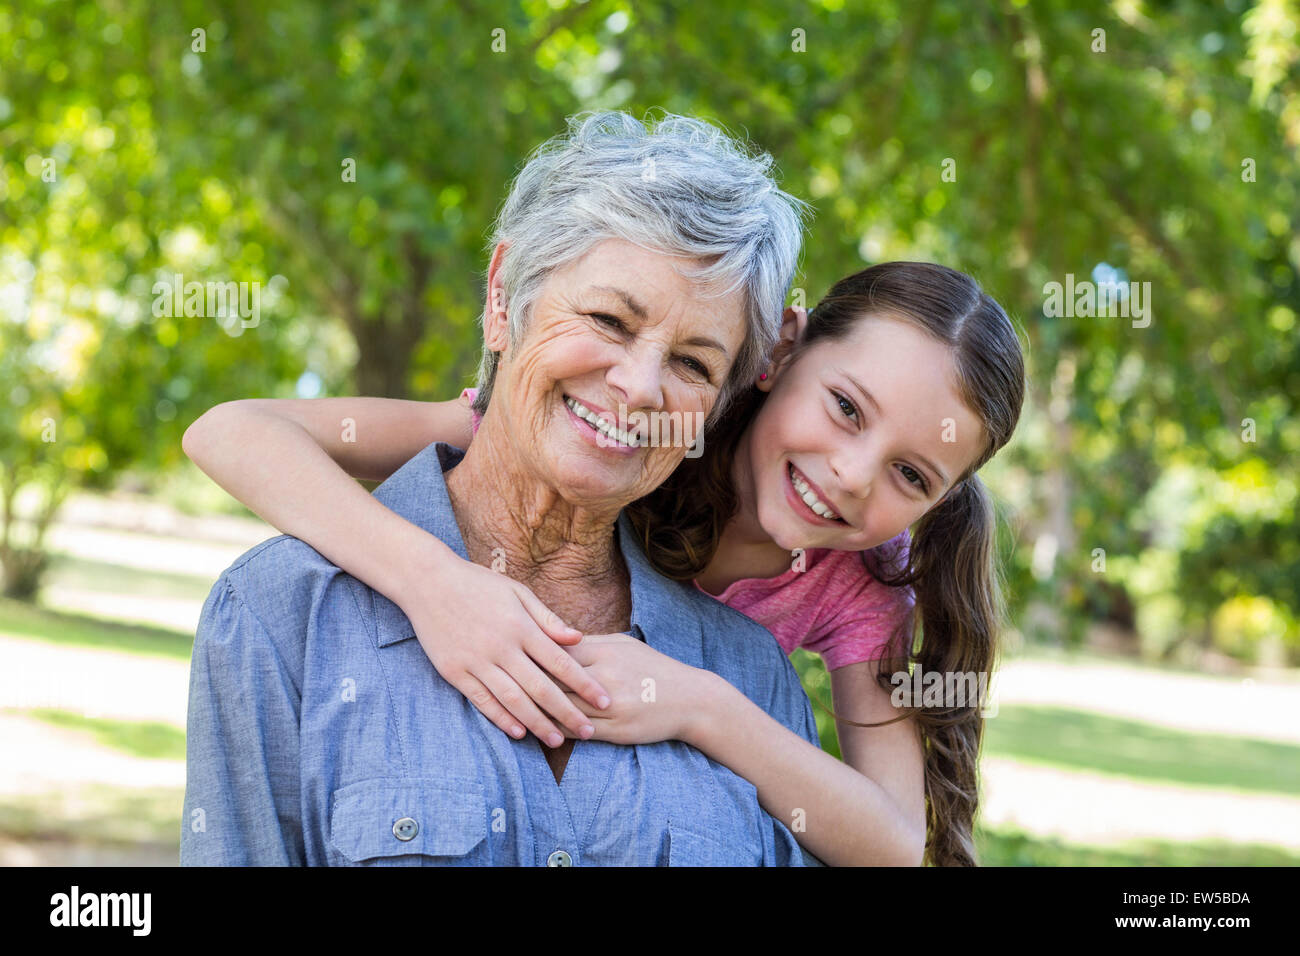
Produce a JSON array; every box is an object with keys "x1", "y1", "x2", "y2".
[
  {"x1": 680, "y1": 356, "x2": 710, "y2": 378},
  {"x1": 833, "y1": 391, "x2": 857, "y2": 420},
  {"x1": 591, "y1": 312, "x2": 625, "y2": 332},
  {"x1": 898, "y1": 464, "x2": 928, "y2": 493}
]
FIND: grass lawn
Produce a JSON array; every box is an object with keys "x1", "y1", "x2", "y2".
[
  {"x1": 976, "y1": 825, "x2": 1300, "y2": 866},
  {"x1": 15, "y1": 708, "x2": 187, "y2": 760},
  {"x1": 0, "y1": 597, "x2": 193, "y2": 660},
  {"x1": 0, "y1": 785, "x2": 182, "y2": 847},
  {"x1": 45, "y1": 553, "x2": 217, "y2": 604},
  {"x1": 983, "y1": 705, "x2": 1300, "y2": 797}
]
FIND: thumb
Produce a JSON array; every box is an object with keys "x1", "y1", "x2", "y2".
[{"x1": 516, "y1": 586, "x2": 584, "y2": 644}]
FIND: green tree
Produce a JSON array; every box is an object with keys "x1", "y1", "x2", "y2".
[{"x1": 3, "y1": 0, "x2": 1296, "y2": 658}]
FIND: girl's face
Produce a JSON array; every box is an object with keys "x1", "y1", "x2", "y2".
[{"x1": 736, "y1": 310, "x2": 986, "y2": 554}]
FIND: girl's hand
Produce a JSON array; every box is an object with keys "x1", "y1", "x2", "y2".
[
  {"x1": 398, "y1": 544, "x2": 612, "y2": 749},
  {"x1": 557, "y1": 633, "x2": 713, "y2": 746}
]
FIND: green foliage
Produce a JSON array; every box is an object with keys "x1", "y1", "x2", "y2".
[{"x1": 1, "y1": 0, "x2": 1295, "y2": 654}]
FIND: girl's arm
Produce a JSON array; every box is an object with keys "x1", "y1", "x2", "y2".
[
  {"x1": 564, "y1": 635, "x2": 925, "y2": 865},
  {"x1": 182, "y1": 396, "x2": 611, "y2": 747},
  {"x1": 686, "y1": 656, "x2": 926, "y2": 866}
]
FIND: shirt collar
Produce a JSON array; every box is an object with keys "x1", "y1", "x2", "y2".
[
  {"x1": 615, "y1": 511, "x2": 704, "y2": 669},
  {"x1": 368, "y1": 442, "x2": 704, "y2": 670}
]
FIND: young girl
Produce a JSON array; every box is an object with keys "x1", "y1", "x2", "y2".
[{"x1": 183, "y1": 260, "x2": 1025, "y2": 866}]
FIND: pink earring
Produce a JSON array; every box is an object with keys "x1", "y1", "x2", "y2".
[{"x1": 758, "y1": 373, "x2": 768, "y2": 381}]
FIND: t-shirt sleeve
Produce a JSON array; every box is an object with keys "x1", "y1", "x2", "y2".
[
  {"x1": 460, "y1": 387, "x2": 482, "y2": 435},
  {"x1": 805, "y1": 533, "x2": 915, "y2": 672}
]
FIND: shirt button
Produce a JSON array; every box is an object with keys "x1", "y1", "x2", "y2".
[
  {"x1": 392, "y1": 817, "x2": 419, "y2": 842},
  {"x1": 546, "y1": 850, "x2": 573, "y2": 867}
]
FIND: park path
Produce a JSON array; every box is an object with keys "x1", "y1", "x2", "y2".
[
  {"x1": 0, "y1": 635, "x2": 189, "y2": 726},
  {"x1": 994, "y1": 656, "x2": 1300, "y2": 745}
]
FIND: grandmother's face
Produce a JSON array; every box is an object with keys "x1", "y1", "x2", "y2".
[{"x1": 487, "y1": 239, "x2": 749, "y2": 510}]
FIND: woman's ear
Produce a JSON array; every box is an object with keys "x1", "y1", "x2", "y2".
[
  {"x1": 757, "y1": 306, "x2": 808, "y2": 391},
  {"x1": 484, "y1": 241, "x2": 511, "y2": 352}
]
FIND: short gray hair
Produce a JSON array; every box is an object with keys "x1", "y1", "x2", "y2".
[{"x1": 472, "y1": 110, "x2": 809, "y2": 427}]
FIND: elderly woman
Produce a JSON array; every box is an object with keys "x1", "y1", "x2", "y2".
[{"x1": 181, "y1": 112, "x2": 819, "y2": 865}]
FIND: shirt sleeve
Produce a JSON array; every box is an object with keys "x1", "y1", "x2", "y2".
[{"x1": 181, "y1": 577, "x2": 305, "y2": 866}]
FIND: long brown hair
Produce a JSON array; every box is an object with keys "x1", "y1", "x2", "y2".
[{"x1": 625, "y1": 261, "x2": 1026, "y2": 866}]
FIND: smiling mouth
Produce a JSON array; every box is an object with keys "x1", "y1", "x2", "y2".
[
  {"x1": 789, "y1": 463, "x2": 845, "y2": 523},
  {"x1": 563, "y1": 395, "x2": 644, "y2": 447}
]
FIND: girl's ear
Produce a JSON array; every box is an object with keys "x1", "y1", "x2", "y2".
[
  {"x1": 484, "y1": 241, "x2": 511, "y2": 353},
  {"x1": 757, "y1": 306, "x2": 808, "y2": 391}
]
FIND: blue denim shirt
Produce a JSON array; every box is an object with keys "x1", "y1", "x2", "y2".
[{"x1": 182, "y1": 442, "x2": 823, "y2": 866}]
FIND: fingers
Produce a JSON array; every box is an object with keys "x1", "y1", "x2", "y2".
[
  {"x1": 508, "y1": 652, "x2": 599, "y2": 740},
  {"x1": 576, "y1": 631, "x2": 639, "y2": 643},
  {"x1": 479, "y1": 664, "x2": 593, "y2": 749},
  {"x1": 478, "y1": 665, "x2": 566, "y2": 748},
  {"x1": 526, "y1": 633, "x2": 611, "y2": 711},
  {"x1": 513, "y1": 584, "x2": 610, "y2": 710},
  {"x1": 516, "y1": 586, "x2": 584, "y2": 645},
  {"x1": 561, "y1": 692, "x2": 607, "y2": 740},
  {"x1": 455, "y1": 672, "x2": 526, "y2": 741}
]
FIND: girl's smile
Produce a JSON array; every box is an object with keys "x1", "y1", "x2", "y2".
[{"x1": 785, "y1": 461, "x2": 846, "y2": 525}]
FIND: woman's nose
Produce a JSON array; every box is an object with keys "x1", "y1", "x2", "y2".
[{"x1": 606, "y1": 343, "x2": 665, "y2": 411}]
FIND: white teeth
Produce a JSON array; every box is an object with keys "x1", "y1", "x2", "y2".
[
  {"x1": 789, "y1": 464, "x2": 839, "y2": 520},
  {"x1": 565, "y1": 397, "x2": 642, "y2": 447}
]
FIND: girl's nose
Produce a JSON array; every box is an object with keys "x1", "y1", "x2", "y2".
[{"x1": 831, "y1": 452, "x2": 874, "y2": 500}]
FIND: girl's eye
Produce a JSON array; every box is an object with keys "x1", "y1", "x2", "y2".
[
  {"x1": 898, "y1": 464, "x2": 929, "y2": 493},
  {"x1": 832, "y1": 391, "x2": 858, "y2": 420}
]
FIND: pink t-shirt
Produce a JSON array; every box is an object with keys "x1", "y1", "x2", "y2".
[
  {"x1": 692, "y1": 540, "x2": 914, "y2": 670},
  {"x1": 460, "y1": 387, "x2": 914, "y2": 670}
]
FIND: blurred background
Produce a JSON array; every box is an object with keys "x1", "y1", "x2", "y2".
[{"x1": 2, "y1": 0, "x2": 1298, "y2": 865}]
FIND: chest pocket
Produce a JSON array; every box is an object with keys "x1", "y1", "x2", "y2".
[
  {"x1": 666, "y1": 821, "x2": 763, "y2": 866},
  {"x1": 329, "y1": 778, "x2": 490, "y2": 866},
  {"x1": 637, "y1": 741, "x2": 770, "y2": 865}
]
